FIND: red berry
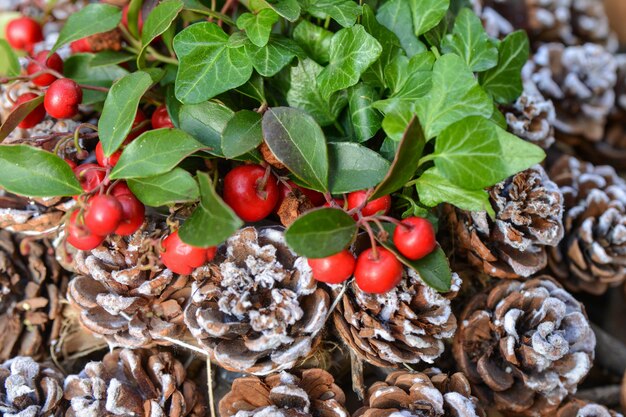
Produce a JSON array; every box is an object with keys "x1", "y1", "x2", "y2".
[
  {"x1": 354, "y1": 247, "x2": 403, "y2": 294},
  {"x1": 121, "y1": 4, "x2": 144, "y2": 33},
  {"x1": 347, "y1": 191, "x2": 391, "y2": 218},
  {"x1": 125, "y1": 109, "x2": 149, "y2": 142},
  {"x1": 84, "y1": 194, "x2": 123, "y2": 235},
  {"x1": 151, "y1": 105, "x2": 174, "y2": 129},
  {"x1": 95, "y1": 141, "x2": 121, "y2": 168},
  {"x1": 73, "y1": 164, "x2": 106, "y2": 193},
  {"x1": 5, "y1": 17, "x2": 43, "y2": 52},
  {"x1": 44, "y1": 78, "x2": 82, "y2": 119},
  {"x1": 160, "y1": 231, "x2": 208, "y2": 275},
  {"x1": 70, "y1": 38, "x2": 91, "y2": 53},
  {"x1": 14, "y1": 93, "x2": 45, "y2": 128},
  {"x1": 27, "y1": 50, "x2": 64, "y2": 87},
  {"x1": 206, "y1": 246, "x2": 217, "y2": 262},
  {"x1": 308, "y1": 250, "x2": 356, "y2": 284},
  {"x1": 223, "y1": 164, "x2": 279, "y2": 222},
  {"x1": 66, "y1": 210, "x2": 105, "y2": 250},
  {"x1": 110, "y1": 181, "x2": 132, "y2": 197},
  {"x1": 115, "y1": 194, "x2": 145, "y2": 236},
  {"x1": 393, "y1": 217, "x2": 437, "y2": 260},
  {"x1": 65, "y1": 159, "x2": 77, "y2": 169}
]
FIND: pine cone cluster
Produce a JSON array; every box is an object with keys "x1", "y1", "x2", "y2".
[
  {"x1": 443, "y1": 165, "x2": 564, "y2": 279},
  {"x1": 557, "y1": 399, "x2": 624, "y2": 417},
  {"x1": 184, "y1": 227, "x2": 329, "y2": 374},
  {"x1": 454, "y1": 277, "x2": 595, "y2": 416},
  {"x1": 0, "y1": 193, "x2": 72, "y2": 237}
]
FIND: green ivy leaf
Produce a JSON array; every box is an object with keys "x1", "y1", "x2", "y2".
[
  {"x1": 128, "y1": 168, "x2": 200, "y2": 206},
  {"x1": 409, "y1": 0, "x2": 450, "y2": 36},
  {"x1": 179, "y1": 172, "x2": 243, "y2": 247},
  {"x1": 286, "y1": 58, "x2": 347, "y2": 127},
  {"x1": 361, "y1": 4, "x2": 401, "y2": 88},
  {"x1": 178, "y1": 101, "x2": 233, "y2": 157},
  {"x1": 237, "y1": 9, "x2": 279, "y2": 47},
  {"x1": 293, "y1": 20, "x2": 332, "y2": 64},
  {"x1": 299, "y1": 0, "x2": 362, "y2": 27},
  {"x1": 380, "y1": 108, "x2": 414, "y2": 141},
  {"x1": 249, "y1": 0, "x2": 301, "y2": 22},
  {"x1": 377, "y1": 0, "x2": 425, "y2": 57},
  {"x1": 63, "y1": 54, "x2": 129, "y2": 105},
  {"x1": 262, "y1": 107, "x2": 329, "y2": 192},
  {"x1": 110, "y1": 128, "x2": 207, "y2": 179},
  {"x1": 0, "y1": 39, "x2": 19, "y2": 76},
  {"x1": 51, "y1": 4, "x2": 122, "y2": 53},
  {"x1": 221, "y1": 110, "x2": 263, "y2": 159},
  {"x1": 371, "y1": 116, "x2": 425, "y2": 199},
  {"x1": 0, "y1": 95, "x2": 44, "y2": 142},
  {"x1": 479, "y1": 31, "x2": 530, "y2": 104},
  {"x1": 415, "y1": 54, "x2": 492, "y2": 139},
  {"x1": 348, "y1": 83, "x2": 382, "y2": 142},
  {"x1": 245, "y1": 35, "x2": 303, "y2": 77},
  {"x1": 441, "y1": 7, "x2": 498, "y2": 72},
  {"x1": 328, "y1": 142, "x2": 390, "y2": 193},
  {"x1": 285, "y1": 208, "x2": 357, "y2": 258},
  {"x1": 495, "y1": 125, "x2": 545, "y2": 173},
  {"x1": 98, "y1": 71, "x2": 153, "y2": 156},
  {"x1": 0, "y1": 145, "x2": 82, "y2": 197},
  {"x1": 317, "y1": 25, "x2": 382, "y2": 100},
  {"x1": 138, "y1": 0, "x2": 183, "y2": 68},
  {"x1": 174, "y1": 22, "x2": 253, "y2": 104},
  {"x1": 235, "y1": 73, "x2": 267, "y2": 104}
]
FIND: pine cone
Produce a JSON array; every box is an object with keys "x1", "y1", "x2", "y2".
[
  {"x1": 218, "y1": 369, "x2": 348, "y2": 417},
  {"x1": 453, "y1": 277, "x2": 596, "y2": 416},
  {"x1": 0, "y1": 192, "x2": 73, "y2": 237},
  {"x1": 442, "y1": 165, "x2": 564, "y2": 279},
  {"x1": 184, "y1": 227, "x2": 329, "y2": 375},
  {"x1": 354, "y1": 370, "x2": 486, "y2": 417},
  {"x1": 333, "y1": 269, "x2": 459, "y2": 367},
  {"x1": 557, "y1": 399, "x2": 624, "y2": 417},
  {"x1": 527, "y1": 43, "x2": 616, "y2": 143},
  {"x1": 68, "y1": 220, "x2": 191, "y2": 348},
  {"x1": 84, "y1": 29, "x2": 123, "y2": 52},
  {"x1": 547, "y1": 156, "x2": 626, "y2": 294},
  {"x1": 64, "y1": 348, "x2": 205, "y2": 417},
  {"x1": 0, "y1": 356, "x2": 65, "y2": 417}
]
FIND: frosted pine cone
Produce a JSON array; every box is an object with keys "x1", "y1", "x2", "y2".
[
  {"x1": 64, "y1": 348, "x2": 205, "y2": 417},
  {"x1": 354, "y1": 370, "x2": 486, "y2": 417},
  {"x1": 548, "y1": 156, "x2": 626, "y2": 294},
  {"x1": 219, "y1": 369, "x2": 348, "y2": 417},
  {"x1": 454, "y1": 277, "x2": 596, "y2": 416},
  {"x1": 0, "y1": 192, "x2": 73, "y2": 237},
  {"x1": 0, "y1": 356, "x2": 65, "y2": 417},
  {"x1": 557, "y1": 399, "x2": 623, "y2": 417},
  {"x1": 443, "y1": 165, "x2": 564, "y2": 279},
  {"x1": 68, "y1": 220, "x2": 191, "y2": 348},
  {"x1": 184, "y1": 227, "x2": 329, "y2": 375},
  {"x1": 333, "y1": 268, "x2": 459, "y2": 367}
]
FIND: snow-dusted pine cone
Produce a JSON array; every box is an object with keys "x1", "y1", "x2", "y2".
[
  {"x1": 548, "y1": 156, "x2": 626, "y2": 294},
  {"x1": 184, "y1": 227, "x2": 329, "y2": 375},
  {"x1": 219, "y1": 369, "x2": 348, "y2": 417},
  {"x1": 454, "y1": 277, "x2": 596, "y2": 416},
  {"x1": 68, "y1": 220, "x2": 192, "y2": 348},
  {"x1": 0, "y1": 192, "x2": 73, "y2": 237},
  {"x1": 0, "y1": 356, "x2": 65, "y2": 417},
  {"x1": 64, "y1": 348, "x2": 205, "y2": 417},
  {"x1": 354, "y1": 370, "x2": 486, "y2": 417},
  {"x1": 333, "y1": 269, "x2": 459, "y2": 367},
  {"x1": 557, "y1": 399, "x2": 624, "y2": 417},
  {"x1": 443, "y1": 165, "x2": 564, "y2": 279}
]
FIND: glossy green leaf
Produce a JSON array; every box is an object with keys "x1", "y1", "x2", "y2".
[
  {"x1": 348, "y1": 83, "x2": 382, "y2": 142},
  {"x1": 179, "y1": 172, "x2": 243, "y2": 247},
  {"x1": 285, "y1": 208, "x2": 357, "y2": 258},
  {"x1": 377, "y1": 0, "x2": 425, "y2": 56},
  {"x1": 300, "y1": 0, "x2": 362, "y2": 27},
  {"x1": 0, "y1": 95, "x2": 44, "y2": 142},
  {"x1": 361, "y1": 5, "x2": 401, "y2": 88},
  {"x1": 0, "y1": 145, "x2": 82, "y2": 197},
  {"x1": 99, "y1": 71, "x2": 153, "y2": 156},
  {"x1": 165, "y1": 84, "x2": 182, "y2": 128},
  {"x1": 52, "y1": 4, "x2": 122, "y2": 53},
  {"x1": 174, "y1": 22, "x2": 253, "y2": 104},
  {"x1": 245, "y1": 35, "x2": 303, "y2": 77},
  {"x1": 328, "y1": 142, "x2": 389, "y2": 193},
  {"x1": 380, "y1": 108, "x2": 414, "y2": 141},
  {"x1": 237, "y1": 9, "x2": 279, "y2": 47},
  {"x1": 495, "y1": 125, "x2": 546, "y2": 173},
  {"x1": 0, "y1": 39, "x2": 19, "y2": 76},
  {"x1": 110, "y1": 128, "x2": 207, "y2": 179},
  {"x1": 138, "y1": 0, "x2": 183, "y2": 67},
  {"x1": 262, "y1": 107, "x2": 329, "y2": 192},
  {"x1": 293, "y1": 20, "x2": 332, "y2": 64},
  {"x1": 235, "y1": 73, "x2": 266, "y2": 104},
  {"x1": 317, "y1": 25, "x2": 382, "y2": 100},
  {"x1": 127, "y1": 0, "x2": 142, "y2": 38},
  {"x1": 128, "y1": 168, "x2": 200, "y2": 206},
  {"x1": 178, "y1": 100, "x2": 233, "y2": 156},
  {"x1": 90, "y1": 51, "x2": 135, "y2": 67},
  {"x1": 249, "y1": 0, "x2": 301, "y2": 21},
  {"x1": 221, "y1": 110, "x2": 263, "y2": 159},
  {"x1": 409, "y1": 0, "x2": 450, "y2": 36}
]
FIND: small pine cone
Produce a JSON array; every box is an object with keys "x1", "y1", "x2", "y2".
[
  {"x1": 333, "y1": 269, "x2": 460, "y2": 367},
  {"x1": 218, "y1": 369, "x2": 348, "y2": 417},
  {"x1": 68, "y1": 220, "x2": 191, "y2": 348},
  {"x1": 0, "y1": 192, "x2": 73, "y2": 237},
  {"x1": 442, "y1": 165, "x2": 564, "y2": 279},
  {"x1": 184, "y1": 227, "x2": 329, "y2": 375},
  {"x1": 548, "y1": 156, "x2": 626, "y2": 294},
  {"x1": 557, "y1": 399, "x2": 624, "y2": 417},
  {"x1": 85, "y1": 29, "x2": 123, "y2": 52},
  {"x1": 527, "y1": 43, "x2": 616, "y2": 143},
  {"x1": 277, "y1": 190, "x2": 314, "y2": 227},
  {"x1": 64, "y1": 348, "x2": 205, "y2": 417},
  {"x1": 453, "y1": 277, "x2": 596, "y2": 416},
  {"x1": 0, "y1": 356, "x2": 65, "y2": 417},
  {"x1": 354, "y1": 370, "x2": 486, "y2": 417}
]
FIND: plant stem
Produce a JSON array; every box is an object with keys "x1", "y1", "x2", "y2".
[
  {"x1": 146, "y1": 46, "x2": 179, "y2": 65},
  {"x1": 187, "y1": 7, "x2": 236, "y2": 26}
]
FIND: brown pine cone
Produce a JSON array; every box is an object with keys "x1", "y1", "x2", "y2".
[
  {"x1": 218, "y1": 369, "x2": 347, "y2": 417},
  {"x1": 333, "y1": 269, "x2": 459, "y2": 368},
  {"x1": 454, "y1": 277, "x2": 596, "y2": 416},
  {"x1": 84, "y1": 29, "x2": 123, "y2": 52},
  {"x1": 0, "y1": 192, "x2": 73, "y2": 237},
  {"x1": 0, "y1": 356, "x2": 65, "y2": 417},
  {"x1": 67, "y1": 220, "x2": 191, "y2": 348},
  {"x1": 184, "y1": 227, "x2": 329, "y2": 375},
  {"x1": 354, "y1": 370, "x2": 486, "y2": 417},
  {"x1": 548, "y1": 156, "x2": 626, "y2": 294},
  {"x1": 557, "y1": 399, "x2": 624, "y2": 417},
  {"x1": 64, "y1": 348, "x2": 205, "y2": 417},
  {"x1": 442, "y1": 165, "x2": 564, "y2": 279}
]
